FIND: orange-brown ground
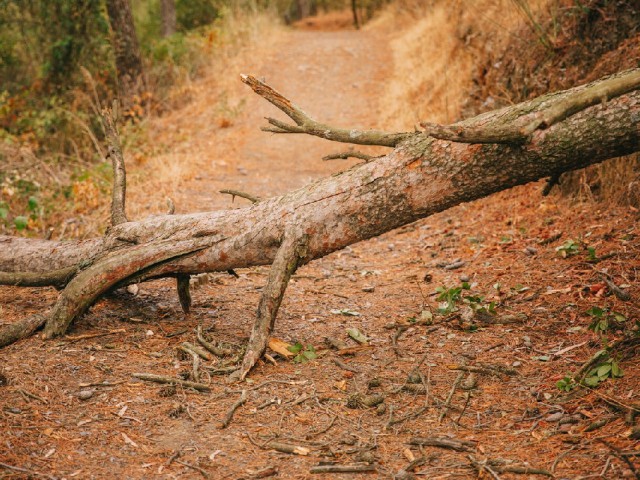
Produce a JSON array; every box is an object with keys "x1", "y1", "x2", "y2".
[{"x1": 1, "y1": 10, "x2": 639, "y2": 480}]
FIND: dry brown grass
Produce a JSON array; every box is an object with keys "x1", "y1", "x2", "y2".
[{"x1": 377, "y1": 0, "x2": 552, "y2": 129}]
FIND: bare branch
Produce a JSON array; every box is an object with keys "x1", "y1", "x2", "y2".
[
  {"x1": 524, "y1": 68, "x2": 640, "y2": 133},
  {"x1": 240, "y1": 74, "x2": 412, "y2": 147},
  {"x1": 420, "y1": 122, "x2": 528, "y2": 144},
  {"x1": 323, "y1": 151, "x2": 374, "y2": 161},
  {"x1": 422, "y1": 68, "x2": 640, "y2": 144},
  {"x1": 102, "y1": 107, "x2": 128, "y2": 226},
  {"x1": 219, "y1": 189, "x2": 261, "y2": 204},
  {"x1": 236, "y1": 233, "x2": 309, "y2": 380}
]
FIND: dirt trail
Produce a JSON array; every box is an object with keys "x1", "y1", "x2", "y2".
[
  {"x1": 172, "y1": 26, "x2": 391, "y2": 213},
  {"x1": 1, "y1": 14, "x2": 639, "y2": 480}
]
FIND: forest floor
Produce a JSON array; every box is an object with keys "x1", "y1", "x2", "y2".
[{"x1": 1, "y1": 11, "x2": 639, "y2": 480}]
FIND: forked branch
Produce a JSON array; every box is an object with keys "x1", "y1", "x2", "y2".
[{"x1": 240, "y1": 74, "x2": 412, "y2": 147}]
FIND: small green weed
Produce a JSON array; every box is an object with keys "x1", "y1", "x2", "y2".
[
  {"x1": 586, "y1": 307, "x2": 626, "y2": 334},
  {"x1": 556, "y1": 375, "x2": 576, "y2": 392},
  {"x1": 556, "y1": 239, "x2": 580, "y2": 258},
  {"x1": 435, "y1": 282, "x2": 470, "y2": 314},
  {"x1": 583, "y1": 357, "x2": 623, "y2": 387},
  {"x1": 287, "y1": 342, "x2": 317, "y2": 364}
]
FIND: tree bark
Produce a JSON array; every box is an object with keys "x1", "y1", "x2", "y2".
[
  {"x1": 160, "y1": 0, "x2": 176, "y2": 37},
  {"x1": 1, "y1": 70, "x2": 638, "y2": 370},
  {"x1": 106, "y1": 0, "x2": 145, "y2": 103}
]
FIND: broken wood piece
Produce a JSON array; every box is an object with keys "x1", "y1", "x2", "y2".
[
  {"x1": 332, "y1": 357, "x2": 360, "y2": 373},
  {"x1": 132, "y1": 373, "x2": 211, "y2": 392},
  {"x1": 268, "y1": 337, "x2": 296, "y2": 358},
  {"x1": 447, "y1": 364, "x2": 518, "y2": 377},
  {"x1": 310, "y1": 464, "x2": 377, "y2": 474},
  {"x1": 336, "y1": 345, "x2": 373, "y2": 356},
  {"x1": 266, "y1": 441, "x2": 310, "y2": 456},
  {"x1": 63, "y1": 328, "x2": 126, "y2": 342},
  {"x1": 196, "y1": 326, "x2": 234, "y2": 357},
  {"x1": 178, "y1": 342, "x2": 213, "y2": 361},
  {"x1": 409, "y1": 436, "x2": 476, "y2": 452},
  {"x1": 174, "y1": 459, "x2": 211, "y2": 479},
  {"x1": 439, "y1": 371, "x2": 464, "y2": 422},
  {"x1": 219, "y1": 389, "x2": 247, "y2": 429}
]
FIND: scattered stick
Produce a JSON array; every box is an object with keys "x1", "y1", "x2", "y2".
[
  {"x1": 439, "y1": 371, "x2": 464, "y2": 422},
  {"x1": 539, "y1": 232, "x2": 562, "y2": 245},
  {"x1": 447, "y1": 364, "x2": 518, "y2": 377},
  {"x1": 322, "y1": 151, "x2": 373, "y2": 161},
  {"x1": 178, "y1": 342, "x2": 213, "y2": 361},
  {"x1": 600, "y1": 274, "x2": 631, "y2": 301},
  {"x1": 175, "y1": 459, "x2": 211, "y2": 479},
  {"x1": 64, "y1": 328, "x2": 126, "y2": 342},
  {"x1": 132, "y1": 373, "x2": 211, "y2": 392},
  {"x1": 597, "y1": 438, "x2": 639, "y2": 479},
  {"x1": 468, "y1": 456, "x2": 503, "y2": 480},
  {"x1": 196, "y1": 326, "x2": 233, "y2": 357},
  {"x1": 17, "y1": 388, "x2": 48, "y2": 404},
  {"x1": 219, "y1": 189, "x2": 261, "y2": 204},
  {"x1": 332, "y1": 357, "x2": 360, "y2": 373},
  {"x1": 219, "y1": 389, "x2": 247, "y2": 429},
  {"x1": 0, "y1": 462, "x2": 57, "y2": 480},
  {"x1": 409, "y1": 437, "x2": 476, "y2": 452},
  {"x1": 310, "y1": 464, "x2": 377, "y2": 474},
  {"x1": 391, "y1": 325, "x2": 408, "y2": 356}
]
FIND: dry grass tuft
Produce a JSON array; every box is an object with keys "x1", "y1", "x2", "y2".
[{"x1": 378, "y1": 0, "x2": 551, "y2": 129}]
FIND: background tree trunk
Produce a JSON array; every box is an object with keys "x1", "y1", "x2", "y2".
[
  {"x1": 160, "y1": 0, "x2": 176, "y2": 37},
  {"x1": 105, "y1": 0, "x2": 145, "y2": 103}
]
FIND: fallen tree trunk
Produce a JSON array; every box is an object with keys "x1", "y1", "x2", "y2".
[{"x1": 1, "y1": 69, "x2": 639, "y2": 379}]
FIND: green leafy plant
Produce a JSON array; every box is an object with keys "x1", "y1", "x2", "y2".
[
  {"x1": 586, "y1": 306, "x2": 626, "y2": 334},
  {"x1": 583, "y1": 357, "x2": 623, "y2": 387},
  {"x1": 13, "y1": 216, "x2": 28, "y2": 230},
  {"x1": 435, "y1": 282, "x2": 470, "y2": 314},
  {"x1": 556, "y1": 375, "x2": 576, "y2": 392},
  {"x1": 587, "y1": 246, "x2": 598, "y2": 261},
  {"x1": 287, "y1": 342, "x2": 317, "y2": 364},
  {"x1": 556, "y1": 239, "x2": 580, "y2": 258}
]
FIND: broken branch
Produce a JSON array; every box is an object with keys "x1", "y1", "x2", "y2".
[{"x1": 240, "y1": 74, "x2": 411, "y2": 147}]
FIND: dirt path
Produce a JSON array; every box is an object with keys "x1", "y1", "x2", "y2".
[
  {"x1": 163, "y1": 26, "x2": 391, "y2": 214},
  {"x1": 1, "y1": 15, "x2": 639, "y2": 480}
]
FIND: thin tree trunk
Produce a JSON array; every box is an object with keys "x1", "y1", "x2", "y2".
[
  {"x1": 352, "y1": 0, "x2": 360, "y2": 29},
  {"x1": 160, "y1": 0, "x2": 176, "y2": 37},
  {"x1": 105, "y1": 0, "x2": 145, "y2": 103}
]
